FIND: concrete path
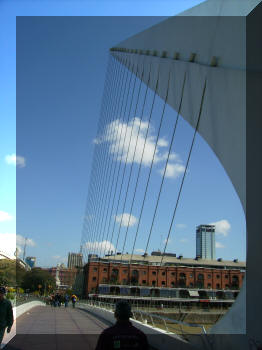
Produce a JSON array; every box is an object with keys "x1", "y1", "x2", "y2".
[{"x1": 4, "y1": 305, "x2": 109, "y2": 350}]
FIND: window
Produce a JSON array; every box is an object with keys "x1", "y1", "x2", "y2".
[
  {"x1": 123, "y1": 269, "x2": 128, "y2": 274},
  {"x1": 93, "y1": 267, "x2": 97, "y2": 272},
  {"x1": 171, "y1": 282, "x2": 175, "y2": 287},
  {"x1": 216, "y1": 283, "x2": 220, "y2": 289},
  {"x1": 152, "y1": 280, "x2": 156, "y2": 286},
  {"x1": 207, "y1": 283, "x2": 211, "y2": 288},
  {"x1": 142, "y1": 280, "x2": 146, "y2": 284},
  {"x1": 102, "y1": 277, "x2": 107, "y2": 283},
  {"x1": 216, "y1": 274, "x2": 220, "y2": 279},
  {"x1": 189, "y1": 283, "x2": 193, "y2": 287},
  {"x1": 162, "y1": 281, "x2": 166, "y2": 286},
  {"x1": 225, "y1": 274, "x2": 229, "y2": 279},
  {"x1": 162, "y1": 271, "x2": 166, "y2": 276},
  {"x1": 92, "y1": 277, "x2": 96, "y2": 281},
  {"x1": 122, "y1": 279, "x2": 127, "y2": 284},
  {"x1": 189, "y1": 273, "x2": 193, "y2": 278},
  {"x1": 208, "y1": 274, "x2": 211, "y2": 279},
  {"x1": 152, "y1": 271, "x2": 156, "y2": 275},
  {"x1": 171, "y1": 272, "x2": 175, "y2": 276},
  {"x1": 225, "y1": 284, "x2": 229, "y2": 289},
  {"x1": 143, "y1": 271, "x2": 147, "y2": 275},
  {"x1": 103, "y1": 268, "x2": 107, "y2": 272}
]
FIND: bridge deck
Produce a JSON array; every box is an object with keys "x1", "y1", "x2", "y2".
[{"x1": 4, "y1": 305, "x2": 109, "y2": 350}]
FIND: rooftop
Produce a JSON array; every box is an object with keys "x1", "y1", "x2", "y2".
[{"x1": 98, "y1": 254, "x2": 246, "y2": 269}]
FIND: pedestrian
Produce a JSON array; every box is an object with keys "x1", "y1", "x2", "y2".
[
  {"x1": 0, "y1": 287, "x2": 14, "y2": 347},
  {"x1": 95, "y1": 300, "x2": 149, "y2": 350},
  {"x1": 54, "y1": 293, "x2": 60, "y2": 307},
  {"x1": 58, "y1": 294, "x2": 62, "y2": 307},
  {"x1": 64, "y1": 294, "x2": 69, "y2": 308},
  {"x1": 71, "y1": 294, "x2": 77, "y2": 308}
]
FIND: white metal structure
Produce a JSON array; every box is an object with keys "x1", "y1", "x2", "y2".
[{"x1": 109, "y1": 0, "x2": 262, "y2": 348}]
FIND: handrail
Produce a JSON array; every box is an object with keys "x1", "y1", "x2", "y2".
[{"x1": 80, "y1": 299, "x2": 206, "y2": 335}]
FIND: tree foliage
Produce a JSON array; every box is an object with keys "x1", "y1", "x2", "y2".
[
  {"x1": 0, "y1": 259, "x2": 26, "y2": 287},
  {"x1": 21, "y1": 268, "x2": 56, "y2": 293}
]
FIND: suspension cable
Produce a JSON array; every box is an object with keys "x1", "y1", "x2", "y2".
[
  {"x1": 160, "y1": 78, "x2": 207, "y2": 267},
  {"x1": 113, "y1": 62, "x2": 153, "y2": 260}
]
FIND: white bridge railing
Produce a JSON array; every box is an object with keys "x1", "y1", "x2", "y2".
[{"x1": 79, "y1": 299, "x2": 206, "y2": 337}]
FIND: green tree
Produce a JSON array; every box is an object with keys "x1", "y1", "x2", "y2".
[{"x1": 21, "y1": 268, "x2": 56, "y2": 294}]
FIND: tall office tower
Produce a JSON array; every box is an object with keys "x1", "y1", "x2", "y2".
[
  {"x1": 25, "y1": 256, "x2": 36, "y2": 268},
  {"x1": 196, "y1": 225, "x2": 216, "y2": 260},
  {"x1": 67, "y1": 252, "x2": 83, "y2": 268}
]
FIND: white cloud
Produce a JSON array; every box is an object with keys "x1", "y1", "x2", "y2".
[
  {"x1": 93, "y1": 137, "x2": 102, "y2": 145},
  {"x1": 115, "y1": 213, "x2": 137, "y2": 227},
  {"x1": 52, "y1": 255, "x2": 67, "y2": 264},
  {"x1": 216, "y1": 242, "x2": 225, "y2": 248},
  {"x1": 102, "y1": 117, "x2": 181, "y2": 167},
  {"x1": 210, "y1": 219, "x2": 231, "y2": 236},
  {"x1": 159, "y1": 163, "x2": 185, "y2": 179},
  {"x1": 0, "y1": 211, "x2": 13, "y2": 222},
  {"x1": 176, "y1": 224, "x2": 187, "y2": 229},
  {"x1": 5, "y1": 154, "x2": 26, "y2": 168},
  {"x1": 0, "y1": 233, "x2": 36, "y2": 259},
  {"x1": 179, "y1": 238, "x2": 189, "y2": 243},
  {"x1": 84, "y1": 240, "x2": 115, "y2": 255},
  {"x1": 83, "y1": 214, "x2": 94, "y2": 222},
  {"x1": 0, "y1": 233, "x2": 16, "y2": 258},
  {"x1": 157, "y1": 138, "x2": 168, "y2": 147},
  {"x1": 16, "y1": 235, "x2": 36, "y2": 248},
  {"x1": 135, "y1": 248, "x2": 145, "y2": 254}
]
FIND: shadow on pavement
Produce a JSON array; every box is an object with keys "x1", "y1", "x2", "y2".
[{"x1": 4, "y1": 335, "x2": 100, "y2": 350}]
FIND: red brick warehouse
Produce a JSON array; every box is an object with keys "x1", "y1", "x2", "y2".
[{"x1": 84, "y1": 253, "x2": 245, "y2": 295}]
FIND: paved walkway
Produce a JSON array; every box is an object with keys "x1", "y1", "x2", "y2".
[{"x1": 4, "y1": 305, "x2": 110, "y2": 350}]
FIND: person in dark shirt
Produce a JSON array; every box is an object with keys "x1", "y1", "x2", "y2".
[
  {"x1": 0, "y1": 287, "x2": 14, "y2": 346},
  {"x1": 95, "y1": 300, "x2": 149, "y2": 350}
]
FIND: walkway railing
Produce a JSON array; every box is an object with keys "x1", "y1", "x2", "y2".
[
  {"x1": 10, "y1": 294, "x2": 45, "y2": 307},
  {"x1": 80, "y1": 299, "x2": 207, "y2": 336}
]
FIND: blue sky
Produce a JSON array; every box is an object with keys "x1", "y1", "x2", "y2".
[{"x1": 0, "y1": 0, "x2": 246, "y2": 267}]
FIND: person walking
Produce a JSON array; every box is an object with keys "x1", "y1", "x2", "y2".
[
  {"x1": 54, "y1": 293, "x2": 60, "y2": 307},
  {"x1": 71, "y1": 294, "x2": 77, "y2": 308},
  {"x1": 0, "y1": 287, "x2": 14, "y2": 346},
  {"x1": 64, "y1": 294, "x2": 69, "y2": 308},
  {"x1": 95, "y1": 301, "x2": 149, "y2": 350}
]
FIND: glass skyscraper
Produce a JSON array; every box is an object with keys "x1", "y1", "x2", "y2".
[
  {"x1": 196, "y1": 225, "x2": 216, "y2": 260},
  {"x1": 67, "y1": 252, "x2": 83, "y2": 268}
]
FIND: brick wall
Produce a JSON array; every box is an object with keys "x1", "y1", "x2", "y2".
[{"x1": 84, "y1": 262, "x2": 245, "y2": 295}]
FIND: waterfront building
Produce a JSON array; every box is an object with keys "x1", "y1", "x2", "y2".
[
  {"x1": 196, "y1": 224, "x2": 216, "y2": 260},
  {"x1": 84, "y1": 253, "x2": 245, "y2": 297}
]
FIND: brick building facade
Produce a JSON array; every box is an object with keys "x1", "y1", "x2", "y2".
[
  {"x1": 43, "y1": 267, "x2": 78, "y2": 289},
  {"x1": 84, "y1": 255, "x2": 245, "y2": 296}
]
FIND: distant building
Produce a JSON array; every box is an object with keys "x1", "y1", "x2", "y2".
[
  {"x1": 196, "y1": 224, "x2": 216, "y2": 260},
  {"x1": 84, "y1": 253, "x2": 245, "y2": 296},
  {"x1": 25, "y1": 256, "x2": 36, "y2": 268},
  {"x1": 43, "y1": 266, "x2": 78, "y2": 290},
  {"x1": 67, "y1": 252, "x2": 83, "y2": 269}
]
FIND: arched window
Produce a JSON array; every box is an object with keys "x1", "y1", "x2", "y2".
[
  {"x1": 197, "y1": 273, "x2": 205, "y2": 288},
  {"x1": 131, "y1": 270, "x2": 139, "y2": 285},
  {"x1": 178, "y1": 273, "x2": 186, "y2": 287},
  {"x1": 232, "y1": 275, "x2": 239, "y2": 289},
  {"x1": 110, "y1": 269, "x2": 119, "y2": 283}
]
